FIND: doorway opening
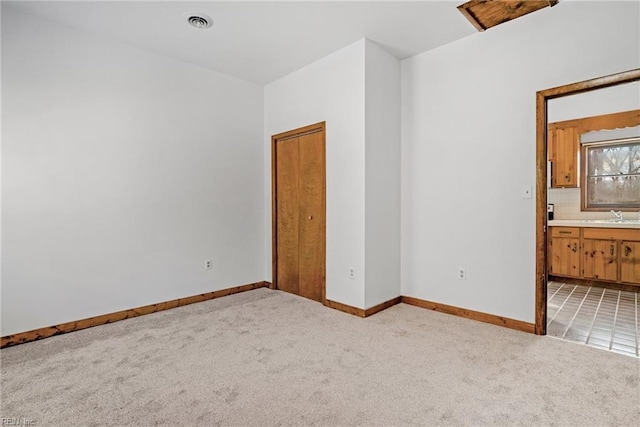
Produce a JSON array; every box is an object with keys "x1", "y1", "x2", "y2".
[{"x1": 535, "y1": 69, "x2": 640, "y2": 339}]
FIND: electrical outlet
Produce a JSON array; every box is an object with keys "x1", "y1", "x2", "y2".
[
  {"x1": 348, "y1": 267, "x2": 355, "y2": 279},
  {"x1": 204, "y1": 259, "x2": 213, "y2": 270},
  {"x1": 458, "y1": 268, "x2": 466, "y2": 280}
]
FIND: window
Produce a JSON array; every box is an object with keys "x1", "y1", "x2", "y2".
[{"x1": 582, "y1": 138, "x2": 640, "y2": 210}]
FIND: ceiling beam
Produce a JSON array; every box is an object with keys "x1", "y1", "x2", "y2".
[{"x1": 458, "y1": 0, "x2": 559, "y2": 32}]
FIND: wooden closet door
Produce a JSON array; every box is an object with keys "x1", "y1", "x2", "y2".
[
  {"x1": 272, "y1": 122, "x2": 325, "y2": 303},
  {"x1": 298, "y1": 131, "x2": 325, "y2": 302},
  {"x1": 276, "y1": 137, "x2": 300, "y2": 295}
]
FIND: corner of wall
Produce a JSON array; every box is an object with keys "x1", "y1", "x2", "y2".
[{"x1": 363, "y1": 40, "x2": 402, "y2": 308}]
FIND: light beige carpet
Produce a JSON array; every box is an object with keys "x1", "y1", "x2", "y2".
[{"x1": 1, "y1": 288, "x2": 639, "y2": 426}]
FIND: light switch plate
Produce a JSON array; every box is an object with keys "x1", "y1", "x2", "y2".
[{"x1": 522, "y1": 185, "x2": 532, "y2": 199}]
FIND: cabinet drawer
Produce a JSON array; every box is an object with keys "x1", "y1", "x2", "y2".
[
  {"x1": 550, "y1": 227, "x2": 580, "y2": 238},
  {"x1": 583, "y1": 228, "x2": 640, "y2": 241}
]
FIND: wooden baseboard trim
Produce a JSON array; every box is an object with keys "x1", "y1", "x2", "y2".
[
  {"x1": 0, "y1": 281, "x2": 269, "y2": 349},
  {"x1": 323, "y1": 296, "x2": 401, "y2": 318},
  {"x1": 323, "y1": 299, "x2": 365, "y2": 317},
  {"x1": 364, "y1": 296, "x2": 402, "y2": 317},
  {"x1": 549, "y1": 275, "x2": 640, "y2": 293},
  {"x1": 401, "y1": 296, "x2": 535, "y2": 334}
]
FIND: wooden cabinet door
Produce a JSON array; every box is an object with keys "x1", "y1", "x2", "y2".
[
  {"x1": 582, "y1": 239, "x2": 617, "y2": 282},
  {"x1": 621, "y1": 241, "x2": 640, "y2": 284},
  {"x1": 548, "y1": 125, "x2": 578, "y2": 188},
  {"x1": 549, "y1": 237, "x2": 580, "y2": 277}
]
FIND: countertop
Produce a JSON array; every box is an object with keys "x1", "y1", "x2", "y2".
[{"x1": 548, "y1": 219, "x2": 640, "y2": 229}]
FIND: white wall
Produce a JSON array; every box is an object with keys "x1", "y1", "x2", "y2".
[
  {"x1": 5, "y1": 1, "x2": 635, "y2": 336},
  {"x1": 401, "y1": 1, "x2": 640, "y2": 322},
  {"x1": 364, "y1": 40, "x2": 401, "y2": 308},
  {"x1": 264, "y1": 40, "x2": 367, "y2": 308},
  {"x1": 548, "y1": 81, "x2": 640, "y2": 123},
  {"x1": 0, "y1": 4, "x2": 4, "y2": 326},
  {"x1": 1, "y1": 7, "x2": 265, "y2": 335}
]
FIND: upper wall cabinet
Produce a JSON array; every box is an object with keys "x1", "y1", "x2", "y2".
[{"x1": 548, "y1": 124, "x2": 579, "y2": 188}]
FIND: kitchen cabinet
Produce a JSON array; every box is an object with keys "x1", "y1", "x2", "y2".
[
  {"x1": 582, "y1": 239, "x2": 617, "y2": 281},
  {"x1": 548, "y1": 227, "x2": 580, "y2": 277},
  {"x1": 548, "y1": 124, "x2": 578, "y2": 188},
  {"x1": 621, "y1": 241, "x2": 640, "y2": 284},
  {"x1": 549, "y1": 226, "x2": 640, "y2": 286}
]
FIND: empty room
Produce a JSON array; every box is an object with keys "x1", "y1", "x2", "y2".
[{"x1": 1, "y1": 1, "x2": 639, "y2": 425}]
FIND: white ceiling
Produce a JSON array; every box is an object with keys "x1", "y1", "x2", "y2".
[{"x1": 5, "y1": 1, "x2": 477, "y2": 85}]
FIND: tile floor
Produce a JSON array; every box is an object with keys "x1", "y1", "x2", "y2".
[{"x1": 547, "y1": 281, "x2": 639, "y2": 358}]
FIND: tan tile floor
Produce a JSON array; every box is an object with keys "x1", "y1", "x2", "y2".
[{"x1": 547, "y1": 281, "x2": 639, "y2": 358}]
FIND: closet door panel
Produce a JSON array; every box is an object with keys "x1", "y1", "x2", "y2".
[
  {"x1": 276, "y1": 137, "x2": 300, "y2": 295},
  {"x1": 298, "y1": 131, "x2": 325, "y2": 302}
]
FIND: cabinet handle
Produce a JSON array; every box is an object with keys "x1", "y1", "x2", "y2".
[
  {"x1": 308, "y1": 215, "x2": 313, "y2": 220},
  {"x1": 625, "y1": 246, "x2": 632, "y2": 257},
  {"x1": 565, "y1": 173, "x2": 571, "y2": 181},
  {"x1": 610, "y1": 244, "x2": 614, "y2": 256},
  {"x1": 572, "y1": 243, "x2": 577, "y2": 253},
  {"x1": 559, "y1": 231, "x2": 571, "y2": 234}
]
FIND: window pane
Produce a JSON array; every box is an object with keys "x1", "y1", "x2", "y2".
[
  {"x1": 587, "y1": 175, "x2": 640, "y2": 205},
  {"x1": 587, "y1": 143, "x2": 640, "y2": 176},
  {"x1": 584, "y1": 140, "x2": 640, "y2": 209}
]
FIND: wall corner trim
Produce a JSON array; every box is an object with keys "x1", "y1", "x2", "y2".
[
  {"x1": 323, "y1": 296, "x2": 401, "y2": 318},
  {"x1": 365, "y1": 296, "x2": 403, "y2": 317}
]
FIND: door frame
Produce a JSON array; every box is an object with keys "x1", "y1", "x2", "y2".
[
  {"x1": 271, "y1": 121, "x2": 326, "y2": 300},
  {"x1": 534, "y1": 69, "x2": 640, "y2": 334}
]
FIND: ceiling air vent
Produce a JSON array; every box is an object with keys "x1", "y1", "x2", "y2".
[{"x1": 184, "y1": 12, "x2": 213, "y2": 29}]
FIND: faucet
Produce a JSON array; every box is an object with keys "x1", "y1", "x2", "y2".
[{"x1": 611, "y1": 210, "x2": 624, "y2": 222}]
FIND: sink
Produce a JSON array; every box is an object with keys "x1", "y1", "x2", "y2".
[
  {"x1": 549, "y1": 219, "x2": 640, "y2": 228},
  {"x1": 581, "y1": 219, "x2": 640, "y2": 224}
]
